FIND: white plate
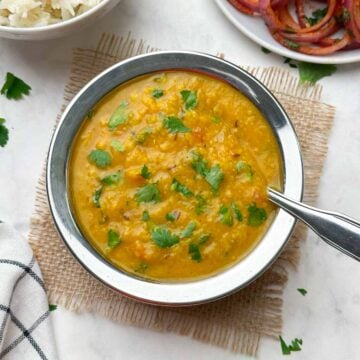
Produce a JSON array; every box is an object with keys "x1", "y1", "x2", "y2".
[{"x1": 215, "y1": 0, "x2": 360, "y2": 64}]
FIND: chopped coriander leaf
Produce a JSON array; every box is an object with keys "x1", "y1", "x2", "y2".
[
  {"x1": 108, "y1": 101, "x2": 128, "y2": 129},
  {"x1": 248, "y1": 204, "x2": 267, "y2": 226},
  {"x1": 297, "y1": 288, "x2": 307, "y2": 296},
  {"x1": 279, "y1": 336, "x2": 291, "y2": 355},
  {"x1": 180, "y1": 222, "x2": 197, "y2": 238},
  {"x1": 195, "y1": 194, "x2": 207, "y2": 215},
  {"x1": 153, "y1": 73, "x2": 167, "y2": 83},
  {"x1": 0, "y1": 118, "x2": 9, "y2": 148},
  {"x1": 205, "y1": 164, "x2": 224, "y2": 192},
  {"x1": 136, "y1": 127, "x2": 152, "y2": 144},
  {"x1": 171, "y1": 178, "x2": 193, "y2": 197},
  {"x1": 189, "y1": 243, "x2": 201, "y2": 262},
  {"x1": 1, "y1": 72, "x2": 31, "y2": 100},
  {"x1": 219, "y1": 205, "x2": 234, "y2": 227},
  {"x1": 110, "y1": 140, "x2": 125, "y2": 152},
  {"x1": 211, "y1": 115, "x2": 221, "y2": 124},
  {"x1": 151, "y1": 226, "x2": 180, "y2": 248},
  {"x1": 141, "y1": 164, "x2": 151, "y2": 179},
  {"x1": 180, "y1": 90, "x2": 198, "y2": 110},
  {"x1": 142, "y1": 210, "x2": 150, "y2": 221},
  {"x1": 107, "y1": 229, "x2": 121, "y2": 249},
  {"x1": 298, "y1": 62, "x2": 336, "y2": 85},
  {"x1": 289, "y1": 63, "x2": 298, "y2": 69},
  {"x1": 135, "y1": 183, "x2": 161, "y2": 203},
  {"x1": 284, "y1": 39, "x2": 300, "y2": 50},
  {"x1": 231, "y1": 202, "x2": 243, "y2": 221},
  {"x1": 134, "y1": 262, "x2": 148, "y2": 273},
  {"x1": 191, "y1": 151, "x2": 208, "y2": 177},
  {"x1": 336, "y1": 7, "x2": 350, "y2": 25},
  {"x1": 49, "y1": 304, "x2": 57, "y2": 312},
  {"x1": 165, "y1": 211, "x2": 179, "y2": 222},
  {"x1": 87, "y1": 109, "x2": 95, "y2": 119},
  {"x1": 163, "y1": 116, "x2": 191, "y2": 133},
  {"x1": 101, "y1": 171, "x2": 122, "y2": 185},
  {"x1": 236, "y1": 161, "x2": 253, "y2": 181},
  {"x1": 92, "y1": 187, "x2": 103, "y2": 208},
  {"x1": 88, "y1": 149, "x2": 112, "y2": 168},
  {"x1": 279, "y1": 336, "x2": 303, "y2": 355},
  {"x1": 261, "y1": 47, "x2": 271, "y2": 54},
  {"x1": 152, "y1": 88, "x2": 164, "y2": 98},
  {"x1": 198, "y1": 233, "x2": 210, "y2": 244},
  {"x1": 304, "y1": 7, "x2": 327, "y2": 26}
]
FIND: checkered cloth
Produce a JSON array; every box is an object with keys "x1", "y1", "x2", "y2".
[{"x1": 0, "y1": 223, "x2": 58, "y2": 359}]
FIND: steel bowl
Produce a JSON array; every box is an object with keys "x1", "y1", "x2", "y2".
[{"x1": 47, "y1": 51, "x2": 303, "y2": 306}]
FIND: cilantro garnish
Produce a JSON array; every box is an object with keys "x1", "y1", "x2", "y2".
[
  {"x1": 198, "y1": 233, "x2": 210, "y2": 244},
  {"x1": 304, "y1": 7, "x2": 327, "y2": 26},
  {"x1": 297, "y1": 288, "x2": 307, "y2": 296},
  {"x1": 231, "y1": 202, "x2": 243, "y2": 221},
  {"x1": 1, "y1": 72, "x2": 31, "y2": 100},
  {"x1": 336, "y1": 7, "x2": 350, "y2": 25},
  {"x1": 0, "y1": 118, "x2": 9, "y2": 148},
  {"x1": 180, "y1": 222, "x2": 197, "y2": 238},
  {"x1": 284, "y1": 39, "x2": 300, "y2": 50},
  {"x1": 279, "y1": 336, "x2": 303, "y2": 355},
  {"x1": 211, "y1": 115, "x2": 221, "y2": 124},
  {"x1": 135, "y1": 183, "x2": 161, "y2": 203},
  {"x1": 171, "y1": 178, "x2": 193, "y2": 197},
  {"x1": 248, "y1": 204, "x2": 267, "y2": 226},
  {"x1": 136, "y1": 127, "x2": 152, "y2": 144},
  {"x1": 151, "y1": 226, "x2": 180, "y2": 248},
  {"x1": 142, "y1": 210, "x2": 150, "y2": 221},
  {"x1": 110, "y1": 140, "x2": 125, "y2": 152},
  {"x1": 195, "y1": 194, "x2": 207, "y2": 215},
  {"x1": 180, "y1": 90, "x2": 198, "y2": 110},
  {"x1": 134, "y1": 262, "x2": 149, "y2": 273},
  {"x1": 86, "y1": 109, "x2": 95, "y2": 120},
  {"x1": 298, "y1": 62, "x2": 337, "y2": 85},
  {"x1": 189, "y1": 243, "x2": 201, "y2": 262},
  {"x1": 141, "y1": 165, "x2": 151, "y2": 179},
  {"x1": 191, "y1": 151, "x2": 208, "y2": 177},
  {"x1": 92, "y1": 187, "x2": 103, "y2": 208},
  {"x1": 107, "y1": 229, "x2": 121, "y2": 249},
  {"x1": 108, "y1": 101, "x2": 128, "y2": 129},
  {"x1": 261, "y1": 47, "x2": 272, "y2": 54},
  {"x1": 236, "y1": 161, "x2": 253, "y2": 181},
  {"x1": 165, "y1": 211, "x2": 179, "y2": 222},
  {"x1": 49, "y1": 304, "x2": 57, "y2": 312},
  {"x1": 163, "y1": 116, "x2": 191, "y2": 133},
  {"x1": 88, "y1": 149, "x2": 112, "y2": 168},
  {"x1": 219, "y1": 205, "x2": 234, "y2": 227},
  {"x1": 101, "y1": 171, "x2": 122, "y2": 185},
  {"x1": 152, "y1": 89, "x2": 164, "y2": 98}
]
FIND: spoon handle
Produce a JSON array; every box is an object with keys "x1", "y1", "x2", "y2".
[{"x1": 268, "y1": 188, "x2": 360, "y2": 261}]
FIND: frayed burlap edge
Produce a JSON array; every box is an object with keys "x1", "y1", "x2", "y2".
[{"x1": 28, "y1": 32, "x2": 335, "y2": 356}]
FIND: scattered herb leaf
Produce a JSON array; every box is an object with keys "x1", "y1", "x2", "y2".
[
  {"x1": 141, "y1": 164, "x2": 151, "y2": 179},
  {"x1": 171, "y1": 178, "x2": 193, "y2": 197},
  {"x1": 92, "y1": 187, "x2": 103, "y2": 208},
  {"x1": 298, "y1": 62, "x2": 337, "y2": 85},
  {"x1": 279, "y1": 336, "x2": 303, "y2": 355},
  {"x1": 165, "y1": 212, "x2": 176, "y2": 222},
  {"x1": 248, "y1": 204, "x2": 267, "y2": 226},
  {"x1": 108, "y1": 101, "x2": 128, "y2": 129},
  {"x1": 49, "y1": 304, "x2": 57, "y2": 312},
  {"x1": 88, "y1": 149, "x2": 112, "y2": 169},
  {"x1": 304, "y1": 7, "x2": 327, "y2": 26},
  {"x1": 142, "y1": 210, "x2": 150, "y2": 221},
  {"x1": 152, "y1": 89, "x2": 164, "y2": 98},
  {"x1": 219, "y1": 205, "x2": 234, "y2": 227},
  {"x1": 107, "y1": 229, "x2": 121, "y2": 249},
  {"x1": 336, "y1": 6, "x2": 350, "y2": 25},
  {"x1": 236, "y1": 161, "x2": 253, "y2": 181},
  {"x1": 101, "y1": 171, "x2": 122, "y2": 185},
  {"x1": 205, "y1": 164, "x2": 224, "y2": 192},
  {"x1": 110, "y1": 140, "x2": 125, "y2": 152},
  {"x1": 135, "y1": 183, "x2": 161, "y2": 203},
  {"x1": 231, "y1": 202, "x2": 243, "y2": 221},
  {"x1": 181, "y1": 222, "x2": 197, "y2": 238},
  {"x1": 211, "y1": 115, "x2": 221, "y2": 124},
  {"x1": 297, "y1": 288, "x2": 307, "y2": 296},
  {"x1": 180, "y1": 90, "x2": 198, "y2": 110},
  {"x1": 1, "y1": 72, "x2": 31, "y2": 100},
  {"x1": 189, "y1": 243, "x2": 202, "y2": 262},
  {"x1": 134, "y1": 262, "x2": 148, "y2": 273},
  {"x1": 191, "y1": 151, "x2": 208, "y2": 177},
  {"x1": 198, "y1": 233, "x2": 210, "y2": 244},
  {"x1": 163, "y1": 116, "x2": 191, "y2": 133},
  {"x1": 87, "y1": 109, "x2": 95, "y2": 119},
  {"x1": 195, "y1": 194, "x2": 207, "y2": 215},
  {"x1": 151, "y1": 226, "x2": 180, "y2": 248},
  {"x1": 261, "y1": 47, "x2": 271, "y2": 54},
  {"x1": 136, "y1": 127, "x2": 152, "y2": 144},
  {"x1": 0, "y1": 118, "x2": 9, "y2": 148},
  {"x1": 284, "y1": 39, "x2": 300, "y2": 50}
]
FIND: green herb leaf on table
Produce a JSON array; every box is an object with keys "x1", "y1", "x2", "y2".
[
  {"x1": 92, "y1": 187, "x2": 103, "y2": 208},
  {"x1": 231, "y1": 202, "x2": 243, "y2": 221},
  {"x1": 141, "y1": 165, "x2": 152, "y2": 179},
  {"x1": 171, "y1": 178, "x2": 194, "y2": 197},
  {"x1": 189, "y1": 243, "x2": 202, "y2": 262},
  {"x1": 261, "y1": 47, "x2": 272, "y2": 54},
  {"x1": 151, "y1": 226, "x2": 180, "y2": 248},
  {"x1": 152, "y1": 89, "x2": 164, "y2": 99},
  {"x1": 88, "y1": 149, "x2": 112, "y2": 168},
  {"x1": 49, "y1": 304, "x2": 57, "y2": 312},
  {"x1": 142, "y1": 210, "x2": 150, "y2": 221},
  {"x1": 135, "y1": 183, "x2": 161, "y2": 203},
  {"x1": 219, "y1": 205, "x2": 234, "y2": 227},
  {"x1": 180, "y1": 222, "x2": 197, "y2": 238},
  {"x1": 248, "y1": 204, "x2": 267, "y2": 226},
  {"x1": 107, "y1": 229, "x2": 121, "y2": 249},
  {"x1": 101, "y1": 171, "x2": 122, "y2": 185},
  {"x1": 108, "y1": 101, "x2": 128, "y2": 129},
  {"x1": 298, "y1": 62, "x2": 337, "y2": 85},
  {"x1": 0, "y1": 118, "x2": 9, "y2": 148},
  {"x1": 297, "y1": 288, "x2": 307, "y2": 296},
  {"x1": 110, "y1": 140, "x2": 125, "y2": 152},
  {"x1": 180, "y1": 90, "x2": 198, "y2": 110},
  {"x1": 279, "y1": 336, "x2": 303, "y2": 355},
  {"x1": 1, "y1": 72, "x2": 31, "y2": 100},
  {"x1": 163, "y1": 116, "x2": 191, "y2": 133},
  {"x1": 304, "y1": 7, "x2": 327, "y2": 26}
]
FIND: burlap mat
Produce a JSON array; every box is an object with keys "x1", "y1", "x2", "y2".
[{"x1": 28, "y1": 33, "x2": 335, "y2": 356}]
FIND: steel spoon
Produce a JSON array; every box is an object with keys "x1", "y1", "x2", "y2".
[{"x1": 268, "y1": 188, "x2": 360, "y2": 261}]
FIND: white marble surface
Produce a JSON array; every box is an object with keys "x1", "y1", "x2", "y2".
[{"x1": 0, "y1": 0, "x2": 359, "y2": 359}]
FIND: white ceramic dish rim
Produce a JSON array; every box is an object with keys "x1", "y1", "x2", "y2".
[
  {"x1": 0, "y1": 0, "x2": 112, "y2": 34},
  {"x1": 215, "y1": 0, "x2": 360, "y2": 64},
  {"x1": 47, "y1": 51, "x2": 304, "y2": 306}
]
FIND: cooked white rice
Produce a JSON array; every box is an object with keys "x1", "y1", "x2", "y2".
[{"x1": 0, "y1": 0, "x2": 103, "y2": 27}]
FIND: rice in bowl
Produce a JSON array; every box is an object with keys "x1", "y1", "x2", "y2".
[{"x1": 0, "y1": 0, "x2": 103, "y2": 28}]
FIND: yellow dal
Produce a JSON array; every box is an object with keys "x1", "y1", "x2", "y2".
[{"x1": 69, "y1": 71, "x2": 282, "y2": 281}]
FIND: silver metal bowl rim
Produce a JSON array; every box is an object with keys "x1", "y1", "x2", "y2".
[{"x1": 47, "y1": 51, "x2": 304, "y2": 306}]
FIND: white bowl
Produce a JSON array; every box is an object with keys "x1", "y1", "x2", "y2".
[{"x1": 0, "y1": 0, "x2": 122, "y2": 41}]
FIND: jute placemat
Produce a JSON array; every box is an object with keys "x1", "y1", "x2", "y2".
[{"x1": 29, "y1": 33, "x2": 335, "y2": 356}]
